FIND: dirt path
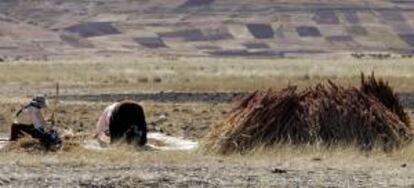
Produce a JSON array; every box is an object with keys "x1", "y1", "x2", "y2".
[{"x1": 0, "y1": 158, "x2": 412, "y2": 187}]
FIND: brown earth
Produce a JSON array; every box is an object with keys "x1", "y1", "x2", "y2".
[{"x1": 0, "y1": 158, "x2": 413, "y2": 187}]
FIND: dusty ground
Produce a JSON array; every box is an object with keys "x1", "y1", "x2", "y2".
[
  {"x1": 0, "y1": 144, "x2": 414, "y2": 187},
  {"x1": 0, "y1": 159, "x2": 413, "y2": 187},
  {"x1": 0, "y1": 57, "x2": 414, "y2": 187}
]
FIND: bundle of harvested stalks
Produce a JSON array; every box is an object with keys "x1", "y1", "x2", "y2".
[
  {"x1": 360, "y1": 72, "x2": 410, "y2": 126},
  {"x1": 204, "y1": 74, "x2": 413, "y2": 154},
  {"x1": 1, "y1": 132, "x2": 83, "y2": 153},
  {"x1": 1, "y1": 136, "x2": 79, "y2": 153},
  {"x1": 1, "y1": 137, "x2": 45, "y2": 153}
]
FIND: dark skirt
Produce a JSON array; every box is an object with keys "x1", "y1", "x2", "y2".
[{"x1": 10, "y1": 123, "x2": 37, "y2": 141}]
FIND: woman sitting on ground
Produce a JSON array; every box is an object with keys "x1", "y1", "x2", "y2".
[{"x1": 10, "y1": 96, "x2": 61, "y2": 148}]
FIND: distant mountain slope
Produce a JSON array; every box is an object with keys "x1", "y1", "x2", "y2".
[{"x1": 1, "y1": 0, "x2": 414, "y2": 59}]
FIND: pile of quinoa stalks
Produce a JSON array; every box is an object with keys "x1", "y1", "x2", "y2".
[{"x1": 204, "y1": 73, "x2": 413, "y2": 154}]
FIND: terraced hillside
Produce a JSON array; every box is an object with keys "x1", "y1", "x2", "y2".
[{"x1": 1, "y1": 0, "x2": 414, "y2": 59}]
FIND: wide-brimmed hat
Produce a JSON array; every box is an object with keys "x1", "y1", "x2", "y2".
[{"x1": 31, "y1": 95, "x2": 48, "y2": 108}]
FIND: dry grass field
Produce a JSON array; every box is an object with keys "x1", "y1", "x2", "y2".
[
  {"x1": 1, "y1": 57, "x2": 414, "y2": 94},
  {"x1": 0, "y1": 57, "x2": 413, "y2": 187}
]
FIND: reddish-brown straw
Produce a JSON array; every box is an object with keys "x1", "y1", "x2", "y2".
[{"x1": 204, "y1": 74, "x2": 413, "y2": 154}]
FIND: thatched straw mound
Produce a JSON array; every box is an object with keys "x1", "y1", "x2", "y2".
[{"x1": 204, "y1": 74, "x2": 413, "y2": 154}]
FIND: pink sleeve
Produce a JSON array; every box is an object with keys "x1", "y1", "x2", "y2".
[
  {"x1": 31, "y1": 108, "x2": 47, "y2": 128},
  {"x1": 95, "y1": 110, "x2": 109, "y2": 135}
]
